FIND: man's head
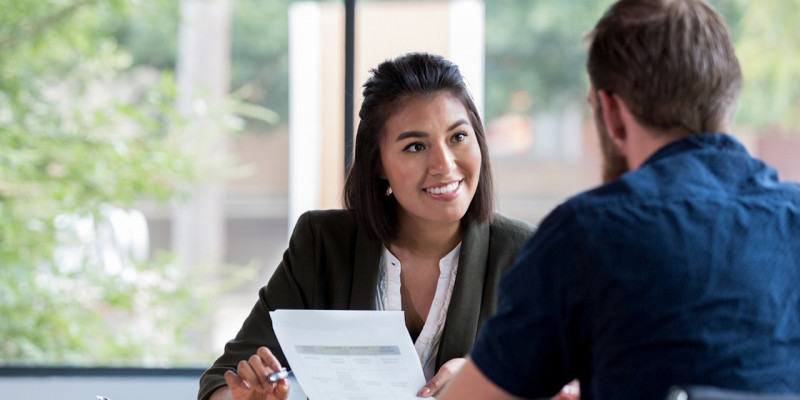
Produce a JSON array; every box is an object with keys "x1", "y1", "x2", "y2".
[{"x1": 587, "y1": 0, "x2": 742, "y2": 181}]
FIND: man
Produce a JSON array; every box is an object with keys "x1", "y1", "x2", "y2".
[{"x1": 438, "y1": 0, "x2": 800, "y2": 399}]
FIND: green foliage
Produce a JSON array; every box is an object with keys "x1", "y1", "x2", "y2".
[
  {"x1": 229, "y1": 0, "x2": 292, "y2": 126},
  {"x1": 484, "y1": 0, "x2": 615, "y2": 120},
  {"x1": 110, "y1": 0, "x2": 295, "y2": 128},
  {"x1": 484, "y1": 0, "x2": 800, "y2": 133},
  {"x1": 106, "y1": 0, "x2": 800, "y2": 132},
  {"x1": 1, "y1": 250, "x2": 212, "y2": 366},
  {"x1": 0, "y1": 0, "x2": 221, "y2": 366},
  {"x1": 100, "y1": 0, "x2": 179, "y2": 70},
  {"x1": 730, "y1": 0, "x2": 800, "y2": 130},
  {"x1": 3, "y1": 0, "x2": 799, "y2": 369}
]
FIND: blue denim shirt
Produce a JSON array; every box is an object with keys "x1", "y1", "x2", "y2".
[{"x1": 472, "y1": 134, "x2": 800, "y2": 399}]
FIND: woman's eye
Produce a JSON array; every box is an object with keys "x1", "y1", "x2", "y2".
[
  {"x1": 452, "y1": 132, "x2": 468, "y2": 142},
  {"x1": 403, "y1": 142, "x2": 425, "y2": 152}
]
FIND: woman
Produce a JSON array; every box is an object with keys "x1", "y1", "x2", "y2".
[{"x1": 198, "y1": 53, "x2": 535, "y2": 400}]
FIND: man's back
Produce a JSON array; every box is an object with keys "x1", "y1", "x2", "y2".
[
  {"x1": 443, "y1": 2, "x2": 800, "y2": 399},
  {"x1": 569, "y1": 133, "x2": 800, "y2": 397},
  {"x1": 471, "y1": 133, "x2": 800, "y2": 399}
]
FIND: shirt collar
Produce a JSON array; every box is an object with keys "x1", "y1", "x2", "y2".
[
  {"x1": 642, "y1": 133, "x2": 747, "y2": 168},
  {"x1": 381, "y1": 242, "x2": 462, "y2": 273}
]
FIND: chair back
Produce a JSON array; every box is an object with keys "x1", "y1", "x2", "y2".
[{"x1": 667, "y1": 385, "x2": 800, "y2": 400}]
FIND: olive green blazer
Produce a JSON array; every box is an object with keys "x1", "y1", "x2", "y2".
[{"x1": 198, "y1": 209, "x2": 534, "y2": 400}]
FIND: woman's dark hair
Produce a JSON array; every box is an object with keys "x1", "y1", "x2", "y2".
[{"x1": 342, "y1": 52, "x2": 494, "y2": 243}]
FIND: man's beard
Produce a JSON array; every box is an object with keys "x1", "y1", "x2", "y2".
[{"x1": 594, "y1": 103, "x2": 629, "y2": 183}]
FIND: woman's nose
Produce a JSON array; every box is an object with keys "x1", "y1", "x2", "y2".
[{"x1": 428, "y1": 144, "x2": 456, "y2": 174}]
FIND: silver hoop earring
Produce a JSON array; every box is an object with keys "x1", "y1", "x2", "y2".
[{"x1": 385, "y1": 185, "x2": 393, "y2": 196}]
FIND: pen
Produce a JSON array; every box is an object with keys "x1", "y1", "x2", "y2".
[{"x1": 267, "y1": 367, "x2": 291, "y2": 383}]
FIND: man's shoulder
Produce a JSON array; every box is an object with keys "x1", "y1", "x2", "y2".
[
  {"x1": 561, "y1": 162, "x2": 688, "y2": 214},
  {"x1": 557, "y1": 181, "x2": 632, "y2": 215}
]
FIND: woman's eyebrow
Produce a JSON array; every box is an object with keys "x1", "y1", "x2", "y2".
[
  {"x1": 395, "y1": 119, "x2": 470, "y2": 141},
  {"x1": 447, "y1": 119, "x2": 470, "y2": 131},
  {"x1": 396, "y1": 131, "x2": 427, "y2": 141}
]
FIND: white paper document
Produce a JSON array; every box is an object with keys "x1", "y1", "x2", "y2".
[{"x1": 270, "y1": 310, "x2": 426, "y2": 400}]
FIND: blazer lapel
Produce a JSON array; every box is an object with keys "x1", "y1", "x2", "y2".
[
  {"x1": 348, "y1": 229, "x2": 382, "y2": 310},
  {"x1": 436, "y1": 222, "x2": 490, "y2": 368}
]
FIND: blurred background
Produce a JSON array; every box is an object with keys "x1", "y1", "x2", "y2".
[{"x1": 2, "y1": 0, "x2": 799, "y2": 370}]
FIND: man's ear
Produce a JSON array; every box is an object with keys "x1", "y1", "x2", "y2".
[{"x1": 597, "y1": 90, "x2": 627, "y2": 153}]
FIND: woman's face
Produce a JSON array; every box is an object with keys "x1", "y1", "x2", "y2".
[{"x1": 380, "y1": 92, "x2": 482, "y2": 230}]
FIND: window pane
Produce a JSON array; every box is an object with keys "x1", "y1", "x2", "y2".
[{"x1": 2, "y1": 0, "x2": 799, "y2": 372}]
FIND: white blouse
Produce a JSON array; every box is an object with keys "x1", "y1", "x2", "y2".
[{"x1": 375, "y1": 243, "x2": 461, "y2": 381}]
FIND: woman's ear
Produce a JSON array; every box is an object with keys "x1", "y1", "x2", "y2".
[{"x1": 597, "y1": 90, "x2": 628, "y2": 154}]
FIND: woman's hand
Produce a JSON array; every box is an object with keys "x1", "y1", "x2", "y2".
[
  {"x1": 223, "y1": 346, "x2": 291, "y2": 400},
  {"x1": 552, "y1": 379, "x2": 580, "y2": 400},
  {"x1": 416, "y1": 357, "x2": 466, "y2": 397}
]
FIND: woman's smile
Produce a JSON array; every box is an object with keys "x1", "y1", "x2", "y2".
[{"x1": 423, "y1": 180, "x2": 462, "y2": 197}]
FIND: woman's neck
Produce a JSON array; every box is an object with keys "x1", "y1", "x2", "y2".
[{"x1": 390, "y1": 212, "x2": 463, "y2": 260}]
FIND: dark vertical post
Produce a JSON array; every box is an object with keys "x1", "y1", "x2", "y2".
[{"x1": 344, "y1": 0, "x2": 356, "y2": 176}]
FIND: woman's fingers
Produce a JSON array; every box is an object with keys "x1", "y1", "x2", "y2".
[
  {"x1": 257, "y1": 346, "x2": 282, "y2": 372},
  {"x1": 249, "y1": 354, "x2": 271, "y2": 390},
  {"x1": 224, "y1": 369, "x2": 250, "y2": 391},
  {"x1": 236, "y1": 359, "x2": 262, "y2": 391},
  {"x1": 273, "y1": 377, "x2": 291, "y2": 399},
  {"x1": 226, "y1": 347, "x2": 289, "y2": 400},
  {"x1": 417, "y1": 357, "x2": 467, "y2": 397}
]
